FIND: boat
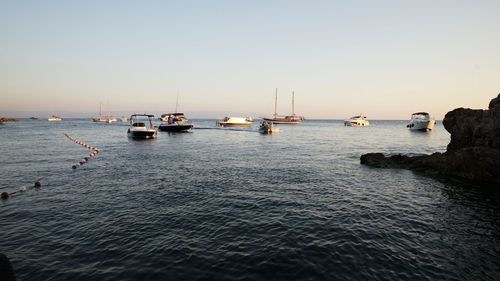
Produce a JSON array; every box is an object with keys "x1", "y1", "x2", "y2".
[
  {"x1": 127, "y1": 114, "x2": 157, "y2": 139},
  {"x1": 263, "y1": 89, "x2": 305, "y2": 124},
  {"x1": 344, "y1": 115, "x2": 370, "y2": 126},
  {"x1": 48, "y1": 115, "x2": 62, "y2": 122},
  {"x1": 120, "y1": 116, "x2": 128, "y2": 122},
  {"x1": 29, "y1": 117, "x2": 38, "y2": 120},
  {"x1": 158, "y1": 113, "x2": 194, "y2": 132},
  {"x1": 216, "y1": 116, "x2": 253, "y2": 127},
  {"x1": 92, "y1": 102, "x2": 117, "y2": 123},
  {"x1": 259, "y1": 120, "x2": 279, "y2": 134},
  {"x1": 407, "y1": 112, "x2": 436, "y2": 131}
]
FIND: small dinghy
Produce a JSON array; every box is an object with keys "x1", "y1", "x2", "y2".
[{"x1": 259, "y1": 120, "x2": 279, "y2": 134}]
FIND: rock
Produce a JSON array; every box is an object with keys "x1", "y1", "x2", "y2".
[
  {"x1": 0, "y1": 253, "x2": 16, "y2": 281},
  {"x1": 361, "y1": 93, "x2": 500, "y2": 184}
]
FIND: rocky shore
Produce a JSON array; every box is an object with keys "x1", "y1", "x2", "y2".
[{"x1": 361, "y1": 94, "x2": 500, "y2": 184}]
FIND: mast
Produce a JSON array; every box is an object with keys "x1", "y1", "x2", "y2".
[
  {"x1": 274, "y1": 88, "x2": 278, "y2": 118},
  {"x1": 292, "y1": 91, "x2": 295, "y2": 116},
  {"x1": 99, "y1": 102, "x2": 102, "y2": 117},
  {"x1": 175, "y1": 94, "x2": 179, "y2": 113}
]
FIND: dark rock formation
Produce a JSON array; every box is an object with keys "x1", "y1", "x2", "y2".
[
  {"x1": 361, "y1": 93, "x2": 500, "y2": 184},
  {"x1": 0, "y1": 253, "x2": 16, "y2": 281}
]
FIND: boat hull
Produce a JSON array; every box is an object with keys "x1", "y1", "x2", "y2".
[
  {"x1": 263, "y1": 118, "x2": 302, "y2": 124},
  {"x1": 407, "y1": 120, "x2": 435, "y2": 131},
  {"x1": 259, "y1": 126, "x2": 279, "y2": 134},
  {"x1": 344, "y1": 120, "x2": 370, "y2": 126},
  {"x1": 217, "y1": 122, "x2": 253, "y2": 127},
  {"x1": 127, "y1": 129, "x2": 157, "y2": 139},
  {"x1": 158, "y1": 124, "x2": 193, "y2": 132}
]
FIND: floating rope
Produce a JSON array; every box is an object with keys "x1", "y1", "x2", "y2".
[
  {"x1": 64, "y1": 133, "x2": 100, "y2": 169},
  {"x1": 1, "y1": 134, "x2": 100, "y2": 200},
  {"x1": 1, "y1": 179, "x2": 42, "y2": 200}
]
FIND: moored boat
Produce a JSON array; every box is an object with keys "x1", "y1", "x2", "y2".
[
  {"x1": 127, "y1": 114, "x2": 157, "y2": 139},
  {"x1": 407, "y1": 112, "x2": 435, "y2": 131},
  {"x1": 48, "y1": 115, "x2": 62, "y2": 122},
  {"x1": 158, "y1": 113, "x2": 194, "y2": 132},
  {"x1": 263, "y1": 89, "x2": 305, "y2": 124},
  {"x1": 259, "y1": 120, "x2": 279, "y2": 134},
  {"x1": 93, "y1": 102, "x2": 117, "y2": 123},
  {"x1": 216, "y1": 116, "x2": 253, "y2": 127},
  {"x1": 344, "y1": 115, "x2": 370, "y2": 126}
]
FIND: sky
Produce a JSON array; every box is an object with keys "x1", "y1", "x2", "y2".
[{"x1": 1, "y1": 0, "x2": 499, "y2": 119}]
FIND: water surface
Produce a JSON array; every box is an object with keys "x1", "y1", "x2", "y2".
[{"x1": 1, "y1": 119, "x2": 499, "y2": 280}]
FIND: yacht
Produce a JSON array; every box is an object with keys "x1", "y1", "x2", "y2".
[
  {"x1": 92, "y1": 103, "x2": 117, "y2": 123},
  {"x1": 48, "y1": 115, "x2": 62, "y2": 122},
  {"x1": 407, "y1": 112, "x2": 435, "y2": 131},
  {"x1": 259, "y1": 120, "x2": 279, "y2": 134},
  {"x1": 216, "y1": 117, "x2": 253, "y2": 127},
  {"x1": 93, "y1": 116, "x2": 117, "y2": 123},
  {"x1": 127, "y1": 114, "x2": 157, "y2": 139},
  {"x1": 344, "y1": 115, "x2": 370, "y2": 126},
  {"x1": 263, "y1": 89, "x2": 305, "y2": 124},
  {"x1": 158, "y1": 113, "x2": 194, "y2": 132}
]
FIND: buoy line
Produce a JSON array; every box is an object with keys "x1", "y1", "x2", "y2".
[
  {"x1": 1, "y1": 179, "x2": 42, "y2": 200},
  {"x1": 63, "y1": 133, "x2": 100, "y2": 169},
  {"x1": 1, "y1": 134, "x2": 100, "y2": 200}
]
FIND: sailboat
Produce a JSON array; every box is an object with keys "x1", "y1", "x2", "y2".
[
  {"x1": 263, "y1": 89, "x2": 305, "y2": 124},
  {"x1": 92, "y1": 102, "x2": 117, "y2": 123}
]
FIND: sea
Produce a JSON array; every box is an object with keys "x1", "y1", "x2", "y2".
[{"x1": 1, "y1": 119, "x2": 499, "y2": 281}]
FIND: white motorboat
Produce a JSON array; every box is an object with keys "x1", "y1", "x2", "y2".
[
  {"x1": 158, "y1": 113, "x2": 194, "y2": 132},
  {"x1": 344, "y1": 115, "x2": 370, "y2": 126},
  {"x1": 127, "y1": 114, "x2": 157, "y2": 139},
  {"x1": 407, "y1": 112, "x2": 435, "y2": 131},
  {"x1": 259, "y1": 121, "x2": 279, "y2": 134},
  {"x1": 48, "y1": 115, "x2": 62, "y2": 122},
  {"x1": 216, "y1": 116, "x2": 253, "y2": 127}
]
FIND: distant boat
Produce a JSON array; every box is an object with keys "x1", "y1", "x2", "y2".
[
  {"x1": 407, "y1": 112, "x2": 435, "y2": 131},
  {"x1": 48, "y1": 115, "x2": 62, "y2": 122},
  {"x1": 344, "y1": 115, "x2": 370, "y2": 126},
  {"x1": 120, "y1": 116, "x2": 128, "y2": 122},
  {"x1": 92, "y1": 102, "x2": 117, "y2": 123},
  {"x1": 158, "y1": 113, "x2": 193, "y2": 132},
  {"x1": 259, "y1": 120, "x2": 279, "y2": 134},
  {"x1": 216, "y1": 117, "x2": 253, "y2": 127},
  {"x1": 127, "y1": 114, "x2": 157, "y2": 139},
  {"x1": 29, "y1": 117, "x2": 38, "y2": 120},
  {"x1": 0, "y1": 117, "x2": 17, "y2": 123},
  {"x1": 263, "y1": 89, "x2": 305, "y2": 124}
]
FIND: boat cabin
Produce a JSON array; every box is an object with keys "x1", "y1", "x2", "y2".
[{"x1": 411, "y1": 112, "x2": 430, "y2": 119}]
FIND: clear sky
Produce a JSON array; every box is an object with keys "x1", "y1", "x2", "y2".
[{"x1": 1, "y1": 0, "x2": 499, "y2": 119}]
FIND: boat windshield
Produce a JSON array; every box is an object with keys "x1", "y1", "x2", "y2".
[{"x1": 411, "y1": 113, "x2": 430, "y2": 119}]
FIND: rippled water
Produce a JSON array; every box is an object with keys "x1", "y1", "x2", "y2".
[{"x1": 1, "y1": 119, "x2": 499, "y2": 280}]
